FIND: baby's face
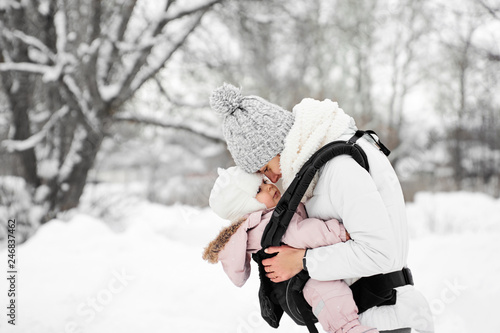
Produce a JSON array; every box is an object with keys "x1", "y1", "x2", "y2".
[{"x1": 256, "y1": 180, "x2": 281, "y2": 209}]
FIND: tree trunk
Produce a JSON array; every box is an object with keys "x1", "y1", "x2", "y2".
[
  {"x1": 1, "y1": 6, "x2": 40, "y2": 188},
  {"x1": 56, "y1": 129, "x2": 103, "y2": 216},
  {"x1": 9, "y1": 79, "x2": 40, "y2": 188},
  {"x1": 1, "y1": 0, "x2": 224, "y2": 226}
]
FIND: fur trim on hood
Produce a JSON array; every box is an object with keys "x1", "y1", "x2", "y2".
[{"x1": 202, "y1": 217, "x2": 246, "y2": 264}]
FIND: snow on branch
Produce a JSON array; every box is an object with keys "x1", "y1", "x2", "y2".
[
  {"x1": 42, "y1": 8, "x2": 80, "y2": 83},
  {"x1": 0, "y1": 28, "x2": 56, "y2": 63},
  {"x1": 113, "y1": 114, "x2": 225, "y2": 144},
  {"x1": 101, "y1": 0, "x2": 221, "y2": 106},
  {"x1": 61, "y1": 75, "x2": 101, "y2": 135},
  {"x1": 0, "y1": 0, "x2": 19, "y2": 10},
  {"x1": 57, "y1": 124, "x2": 87, "y2": 183},
  {"x1": 54, "y1": 9, "x2": 67, "y2": 56},
  {"x1": 79, "y1": 37, "x2": 103, "y2": 104},
  {"x1": 0, "y1": 62, "x2": 53, "y2": 75},
  {"x1": 0, "y1": 24, "x2": 66, "y2": 81},
  {"x1": 111, "y1": 0, "x2": 137, "y2": 43},
  {"x1": 2, "y1": 106, "x2": 70, "y2": 152},
  {"x1": 99, "y1": 0, "x2": 138, "y2": 82}
]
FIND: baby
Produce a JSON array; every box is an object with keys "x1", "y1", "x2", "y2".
[{"x1": 203, "y1": 166, "x2": 378, "y2": 333}]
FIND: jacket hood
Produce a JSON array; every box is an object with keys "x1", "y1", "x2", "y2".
[
  {"x1": 202, "y1": 208, "x2": 271, "y2": 264},
  {"x1": 202, "y1": 217, "x2": 246, "y2": 264}
]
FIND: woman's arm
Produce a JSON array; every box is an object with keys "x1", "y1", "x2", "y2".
[
  {"x1": 263, "y1": 211, "x2": 348, "y2": 282},
  {"x1": 263, "y1": 156, "x2": 398, "y2": 282},
  {"x1": 305, "y1": 156, "x2": 397, "y2": 281}
]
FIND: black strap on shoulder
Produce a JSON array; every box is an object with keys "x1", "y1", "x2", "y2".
[
  {"x1": 261, "y1": 130, "x2": 370, "y2": 248},
  {"x1": 253, "y1": 130, "x2": 400, "y2": 333},
  {"x1": 365, "y1": 130, "x2": 391, "y2": 156}
]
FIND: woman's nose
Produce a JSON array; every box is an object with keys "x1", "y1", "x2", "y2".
[{"x1": 266, "y1": 172, "x2": 280, "y2": 183}]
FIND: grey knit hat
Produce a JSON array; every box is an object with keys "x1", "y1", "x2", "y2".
[{"x1": 210, "y1": 83, "x2": 295, "y2": 173}]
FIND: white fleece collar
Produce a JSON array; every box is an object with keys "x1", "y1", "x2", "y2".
[{"x1": 280, "y1": 98, "x2": 355, "y2": 200}]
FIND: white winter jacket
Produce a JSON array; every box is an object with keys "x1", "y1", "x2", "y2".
[{"x1": 303, "y1": 130, "x2": 434, "y2": 332}]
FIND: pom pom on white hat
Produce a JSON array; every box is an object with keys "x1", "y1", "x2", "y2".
[{"x1": 209, "y1": 166, "x2": 266, "y2": 221}]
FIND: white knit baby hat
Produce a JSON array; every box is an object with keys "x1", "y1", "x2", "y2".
[
  {"x1": 210, "y1": 83, "x2": 295, "y2": 173},
  {"x1": 209, "y1": 166, "x2": 267, "y2": 221}
]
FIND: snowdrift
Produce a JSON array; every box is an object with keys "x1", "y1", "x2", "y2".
[{"x1": 0, "y1": 191, "x2": 499, "y2": 332}]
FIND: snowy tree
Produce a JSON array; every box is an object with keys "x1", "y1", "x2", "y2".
[
  {"x1": 201, "y1": 0, "x2": 430, "y2": 146},
  {"x1": 430, "y1": 0, "x2": 500, "y2": 192},
  {"x1": 0, "y1": 0, "x2": 223, "y2": 223}
]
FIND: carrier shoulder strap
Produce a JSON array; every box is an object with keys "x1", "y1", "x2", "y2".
[{"x1": 261, "y1": 130, "x2": 375, "y2": 249}]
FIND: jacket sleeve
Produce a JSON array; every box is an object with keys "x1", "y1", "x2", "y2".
[
  {"x1": 306, "y1": 156, "x2": 398, "y2": 281},
  {"x1": 282, "y1": 211, "x2": 348, "y2": 249},
  {"x1": 217, "y1": 228, "x2": 252, "y2": 287}
]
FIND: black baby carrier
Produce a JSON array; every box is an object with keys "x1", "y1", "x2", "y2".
[{"x1": 252, "y1": 130, "x2": 414, "y2": 333}]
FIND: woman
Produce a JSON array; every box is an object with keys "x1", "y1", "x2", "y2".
[{"x1": 210, "y1": 83, "x2": 434, "y2": 333}]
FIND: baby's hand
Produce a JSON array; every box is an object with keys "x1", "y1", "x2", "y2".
[{"x1": 345, "y1": 231, "x2": 351, "y2": 240}]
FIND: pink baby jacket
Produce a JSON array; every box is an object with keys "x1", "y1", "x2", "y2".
[{"x1": 214, "y1": 203, "x2": 348, "y2": 287}]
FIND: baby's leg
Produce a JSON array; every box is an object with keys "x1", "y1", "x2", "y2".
[{"x1": 303, "y1": 279, "x2": 379, "y2": 333}]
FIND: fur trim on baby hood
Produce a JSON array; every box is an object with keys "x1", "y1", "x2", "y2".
[
  {"x1": 202, "y1": 218, "x2": 246, "y2": 264},
  {"x1": 280, "y1": 98, "x2": 355, "y2": 201}
]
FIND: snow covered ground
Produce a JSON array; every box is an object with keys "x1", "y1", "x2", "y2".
[{"x1": 0, "y1": 190, "x2": 499, "y2": 333}]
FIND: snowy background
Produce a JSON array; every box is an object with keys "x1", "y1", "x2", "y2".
[
  {"x1": 1, "y1": 0, "x2": 499, "y2": 332},
  {"x1": 0, "y1": 186, "x2": 499, "y2": 333}
]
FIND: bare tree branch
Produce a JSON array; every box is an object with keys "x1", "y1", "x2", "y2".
[
  {"x1": 113, "y1": 114, "x2": 225, "y2": 144},
  {"x1": 89, "y1": 0, "x2": 102, "y2": 41},
  {"x1": 477, "y1": 0, "x2": 500, "y2": 20},
  {"x1": 0, "y1": 0, "x2": 226, "y2": 222},
  {"x1": 2, "y1": 106, "x2": 69, "y2": 152},
  {"x1": 101, "y1": 0, "x2": 138, "y2": 84},
  {"x1": 153, "y1": 76, "x2": 209, "y2": 108},
  {"x1": 84, "y1": 0, "x2": 104, "y2": 109},
  {"x1": 126, "y1": 12, "x2": 205, "y2": 100},
  {"x1": 109, "y1": 1, "x2": 219, "y2": 108},
  {"x1": 488, "y1": 52, "x2": 500, "y2": 61},
  {"x1": 116, "y1": 0, "x2": 138, "y2": 41},
  {"x1": 162, "y1": 0, "x2": 223, "y2": 23},
  {"x1": 61, "y1": 74, "x2": 102, "y2": 135}
]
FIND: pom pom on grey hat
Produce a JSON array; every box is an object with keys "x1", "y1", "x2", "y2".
[
  {"x1": 209, "y1": 83, "x2": 295, "y2": 173},
  {"x1": 210, "y1": 83, "x2": 243, "y2": 117}
]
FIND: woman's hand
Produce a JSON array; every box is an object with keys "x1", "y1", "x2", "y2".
[{"x1": 262, "y1": 245, "x2": 306, "y2": 283}]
